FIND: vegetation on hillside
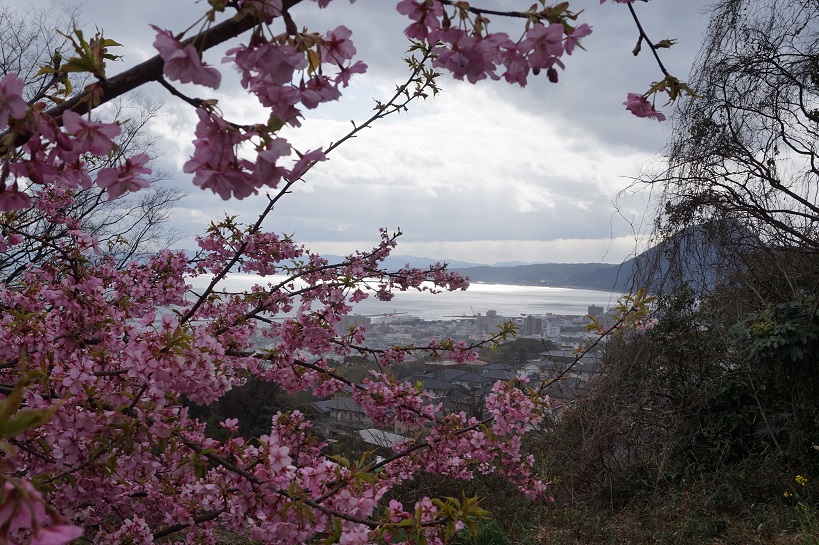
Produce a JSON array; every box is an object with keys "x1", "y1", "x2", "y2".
[{"x1": 527, "y1": 0, "x2": 819, "y2": 541}]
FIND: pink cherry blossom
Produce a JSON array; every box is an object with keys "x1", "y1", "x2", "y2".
[
  {"x1": 396, "y1": 0, "x2": 443, "y2": 41},
  {"x1": 67, "y1": 229, "x2": 101, "y2": 253},
  {"x1": 220, "y1": 418, "x2": 239, "y2": 432},
  {"x1": 30, "y1": 525, "x2": 85, "y2": 545},
  {"x1": 226, "y1": 41, "x2": 306, "y2": 88},
  {"x1": 151, "y1": 26, "x2": 221, "y2": 89},
  {"x1": 60, "y1": 110, "x2": 121, "y2": 161},
  {"x1": 239, "y1": 0, "x2": 283, "y2": 19},
  {"x1": 95, "y1": 153, "x2": 152, "y2": 199},
  {"x1": 433, "y1": 31, "x2": 505, "y2": 84},
  {"x1": 0, "y1": 214, "x2": 552, "y2": 543},
  {"x1": 565, "y1": 23, "x2": 593, "y2": 55},
  {"x1": 0, "y1": 185, "x2": 32, "y2": 211},
  {"x1": 0, "y1": 73, "x2": 28, "y2": 129},
  {"x1": 299, "y1": 75, "x2": 341, "y2": 109},
  {"x1": 190, "y1": 163, "x2": 257, "y2": 200},
  {"x1": 520, "y1": 23, "x2": 565, "y2": 71},
  {"x1": 54, "y1": 160, "x2": 93, "y2": 190},
  {"x1": 0, "y1": 480, "x2": 83, "y2": 545},
  {"x1": 0, "y1": 232, "x2": 22, "y2": 251},
  {"x1": 335, "y1": 60, "x2": 367, "y2": 87},
  {"x1": 183, "y1": 109, "x2": 261, "y2": 199},
  {"x1": 285, "y1": 148, "x2": 326, "y2": 182},
  {"x1": 321, "y1": 26, "x2": 356, "y2": 62},
  {"x1": 623, "y1": 92, "x2": 666, "y2": 121},
  {"x1": 501, "y1": 47, "x2": 530, "y2": 86},
  {"x1": 254, "y1": 138, "x2": 291, "y2": 187}
]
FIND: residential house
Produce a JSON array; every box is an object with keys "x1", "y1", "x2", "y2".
[{"x1": 312, "y1": 397, "x2": 371, "y2": 439}]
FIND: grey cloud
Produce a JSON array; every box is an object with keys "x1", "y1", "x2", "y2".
[{"x1": 5, "y1": 0, "x2": 711, "y2": 263}]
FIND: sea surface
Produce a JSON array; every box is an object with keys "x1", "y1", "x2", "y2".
[{"x1": 186, "y1": 273, "x2": 621, "y2": 321}]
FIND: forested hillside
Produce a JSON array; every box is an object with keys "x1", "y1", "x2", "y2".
[{"x1": 532, "y1": 1, "x2": 819, "y2": 542}]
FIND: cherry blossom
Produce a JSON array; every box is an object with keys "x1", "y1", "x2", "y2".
[
  {"x1": 335, "y1": 59, "x2": 367, "y2": 87},
  {"x1": 623, "y1": 92, "x2": 666, "y2": 121},
  {"x1": 240, "y1": 0, "x2": 284, "y2": 19},
  {"x1": 0, "y1": 0, "x2": 683, "y2": 211},
  {"x1": 396, "y1": 0, "x2": 444, "y2": 42},
  {"x1": 60, "y1": 110, "x2": 121, "y2": 161},
  {"x1": 322, "y1": 26, "x2": 357, "y2": 62},
  {"x1": 565, "y1": 23, "x2": 593, "y2": 55},
  {"x1": 151, "y1": 26, "x2": 222, "y2": 89},
  {"x1": 0, "y1": 479, "x2": 84, "y2": 545},
  {"x1": 0, "y1": 185, "x2": 32, "y2": 211},
  {"x1": 520, "y1": 23, "x2": 565, "y2": 72},
  {"x1": 95, "y1": 153, "x2": 152, "y2": 200},
  {"x1": 0, "y1": 73, "x2": 27, "y2": 129}
]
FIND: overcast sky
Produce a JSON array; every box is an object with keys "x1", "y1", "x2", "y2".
[{"x1": 8, "y1": 0, "x2": 713, "y2": 265}]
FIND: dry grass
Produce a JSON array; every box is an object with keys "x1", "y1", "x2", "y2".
[{"x1": 535, "y1": 507, "x2": 807, "y2": 545}]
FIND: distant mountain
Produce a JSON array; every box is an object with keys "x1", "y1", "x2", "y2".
[
  {"x1": 382, "y1": 255, "x2": 486, "y2": 269},
  {"x1": 620, "y1": 221, "x2": 755, "y2": 295},
  {"x1": 345, "y1": 255, "x2": 536, "y2": 269},
  {"x1": 180, "y1": 224, "x2": 750, "y2": 293},
  {"x1": 316, "y1": 255, "x2": 486, "y2": 270},
  {"x1": 452, "y1": 223, "x2": 754, "y2": 293},
  {"x1": 491, "y1": 261, "x2": 535, "y2": 267},
  {"x1": 176, "y1": 251, "x2": 488, "y2": 272},
  {"x1": 451, "y1": 262, "x2": 629, "y2": 292}
]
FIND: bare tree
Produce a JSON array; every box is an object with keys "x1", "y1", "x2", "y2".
[
  {"x1": 657, "y1": 0, "x2": 819, "y2": 245},
  {"x1": 625, "y1": 0, "x2": 819, "y2": 464},
  {"x1": 0, "y1": 5, "x2": 185, "y2": 284},
  {"x1": 630, "y1": 0, "x2": 819, "y2": 295}
]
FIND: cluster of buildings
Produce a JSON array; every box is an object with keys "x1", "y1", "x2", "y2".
[
  {"x1": 311, "y1": 306, "x2": 609, "y2": 449},
  {"x1": 334, "y1": 305, "x2": 609, "y2": 349},
  {"x1": 236, "y1": 305, "x2": 614, "y2": 450}
]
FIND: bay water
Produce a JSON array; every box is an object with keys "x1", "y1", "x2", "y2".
[{"x1": 186, "y1": 273, "x2": 620, "y2": 321}]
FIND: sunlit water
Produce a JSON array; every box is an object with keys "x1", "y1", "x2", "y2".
[{"x1": 186, "y1": 273, "x2": 621, "y2": 320}]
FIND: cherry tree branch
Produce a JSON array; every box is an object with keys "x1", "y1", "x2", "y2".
[
  {"x1": 435, "y1": 0, "x2": 572, "y2": 21},
  {"x1": 183, "y1": 46, "x2": 440, "y2": 324},
  {"x1": 626, "y1": 2, "x2": 671, "y2": 78},
  {"x1": 152, "y1": 507, "x2": 228, "y2": 540},
  {"x1": 2, "y1": 0, "x2": 308, "y2": 145}
]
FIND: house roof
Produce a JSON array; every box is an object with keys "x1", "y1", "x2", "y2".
[
  {"x1": 426, "y1": 360, "x2": 463, "y2": 368},
  {"x1": 358, "y1": 428, "x2": 408, "y2": 448},
  {"x1": 480, "y1": 369, "x2": 516, "y2": 381},
  {"x1": 571, "y1": 360, "x2": 599, "y2": 374},
  {"x1": 539, "y1": 349, "x2": 584, "y2": 361},
  {"x1": 428, "y1": 369, "x2": 467, "y2": 381},
  {"x1": 453, "y1": 372, "x2": 491, "y2": 384},
  {"x1": 525, "y1": 360, "x2": 561, "y2": 371},
  {"x1": 409, "y1": 376, "x2": 468, "y2": 392},
  {"x1": 312, "y1": 397, "x2": 364, "y2": 414}
]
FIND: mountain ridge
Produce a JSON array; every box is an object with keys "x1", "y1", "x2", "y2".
[
  {"x1": 180, "y1": 224, "x2": 743, "y2": 292},
  {"x1": 451, "y1": 262, "x2": 631, "y2": 292}
]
